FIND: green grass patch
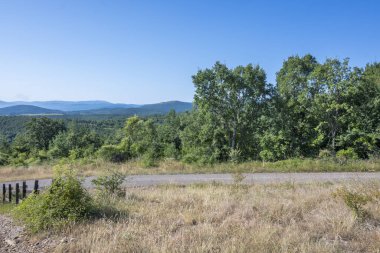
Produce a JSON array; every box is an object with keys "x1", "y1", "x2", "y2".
[{"x1": 0, "y1": 203, "x2": 16, "y2": 215}]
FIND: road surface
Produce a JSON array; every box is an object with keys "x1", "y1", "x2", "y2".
[{"x1": 1, "y1": 172, "x2": 380, "y2": 190}]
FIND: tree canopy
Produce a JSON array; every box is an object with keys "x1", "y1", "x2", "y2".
[{"x1": 0, "y1": 55, "x2": 379, "y2": 166}]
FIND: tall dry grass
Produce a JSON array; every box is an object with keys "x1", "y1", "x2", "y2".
[{"x1": 50, "y1": 181, "x2": 380, "y2": 253}]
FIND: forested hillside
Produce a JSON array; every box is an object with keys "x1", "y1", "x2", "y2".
[
  {"x1": 0, "y1": 105, "x2": 63, "y2": 115},
  {"x1": 0, "y1": 55, "x2": 378, "y2": 167},
  {"x1": 0, "y1": 101, "x2": 192, "y2": 116}
]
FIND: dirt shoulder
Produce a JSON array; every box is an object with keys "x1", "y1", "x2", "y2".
[{"x1": 0, "y1": 215, "x2": 57, "y2": 253}]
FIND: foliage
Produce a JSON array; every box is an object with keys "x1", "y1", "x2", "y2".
[
  {"x1": 229, "y1": 148, "x2": 243, "y2": 163},
  {"x1": 334, "y1": 187, "x2": 372, "y2": 221},
  {"x1": 0, "y1": 55, "x2": 379, "y2": 167},
  {"x1": 92, "y1": 170, "x2": 126, "y2": 195},
  {"x1": 192, "y1": 62, "x2": 270, "y2": 160},
  {"x1": 26, "y1": 118, "x2": 66, "y2": 150},
  {"x1": 97, "y1": 144, "x2": 129, "y2": 163},
  {"x1": 49, "y1": 123, "x2": 103, "y2": 159},
  {"x1": 336, "y1": 148, "x2": 358, "y2": 164},
  {"x1": 232, "y1": 172, "x2": 245, "y2": 184},
  {"x1": 13, "y1": 166, "x2": 93, "y2": 233},
  {"x1": 318, "y1": 149, "x2": 332, "y2": 159}
]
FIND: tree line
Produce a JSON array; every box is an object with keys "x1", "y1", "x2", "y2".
[{"x1": 0, "y1": 55, "x2": 379, "y2": 166}]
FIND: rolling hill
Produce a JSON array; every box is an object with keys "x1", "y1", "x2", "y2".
[
  {"x1": 0, "y1": 100, "x2": 138, "y2": 111},
  {"x1": 0, "y1": 101, "x2": 193, "y2": 117},
  {"x1": 0, "y1": 105, "x2": 63, "y2": 115},
  {"x1": 72, "y1": 101, "x2": 193, "y2": 115}
]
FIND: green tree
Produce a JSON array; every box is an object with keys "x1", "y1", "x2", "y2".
[
  {"x1": 49, "y1": 123, "x2": 103, "y2": 159},
  {"x1": 192, "y1": 61, "x2": 269, "y2": 161},
  {"x1": 180, "y1": 110, "x2": 228, "y2": 163},
  {"x1": 276, "y1": 54, "x2": 320, "y2": 157},
  {"x1": 0, "y1": 134, "x2": 10, "y2": 165},
  {"x1": 157, "y1": 110, "x2": 182, "y2": 159},
  {"x1": 311, "y1": 58, "x2": 358, "y2": 152},
  {"x1": 25, "y1": 118, "x2": 66, "y2": 151},
  {"x1": 336, "y1": 63, "x2": 380, "y2": 158}
]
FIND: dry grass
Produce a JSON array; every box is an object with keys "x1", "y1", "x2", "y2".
[
  {"x1": 46, "y1": 181, "x2": 380, "y2": 253},
  {"x1": 1, "y1": 158, "x2": 379, "y2": 182}
]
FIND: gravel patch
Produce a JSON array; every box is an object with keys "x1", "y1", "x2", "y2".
[{"x1": 0, "y1": 215, "x2": 57, "y2": 253}]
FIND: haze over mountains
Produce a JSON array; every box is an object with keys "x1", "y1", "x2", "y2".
[
  {"x1": 0, "y1": 100, "x2": 192, "y2": 116},
  {"x1": 0, "y1": 100, "x2": 139, "y2": 111}
]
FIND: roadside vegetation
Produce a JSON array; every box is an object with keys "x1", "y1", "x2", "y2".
[
  {"x1": 1, "y1": 158, "x2": 379, "y2": 182},
  {"x1": 2, "y1": 176, "x2": 380, "y2": 252}
]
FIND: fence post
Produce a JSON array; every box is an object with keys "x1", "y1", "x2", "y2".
[
  {"x1": 2, "y1": 184, "x2": 5, "y2": 203},
  {"x1": 8, "y1": 184, "x2": 12, "y2": 203},
  {"x1": 34, "y1": 180, "x2": 39, "y2": 194},
  {"x1": 15, "y1": 183, "x2": 19, "y2": 204},
  {"x1": 22, "y1": 181, "x2": 27, "y2": 199}
]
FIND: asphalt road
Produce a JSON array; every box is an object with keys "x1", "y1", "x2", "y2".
[{"x1": 1, "y1": 172, "x2": 380, "y2": 190}]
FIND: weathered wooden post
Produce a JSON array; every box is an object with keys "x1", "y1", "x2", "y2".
[
  {"x1": 2, "y1": 184, "x2": 5, "y2": 203},
  {"x1": 15, "y1": 183, "x2": 19, "y2": 204},
  {"x1": 34, "y1": 180, "x2": 39, "y2": 194},
  {"x1": 8, "y1": 184, "x2": 12, "y2": 203},
  {"x1": 22, "y1": 181, "x2": 27, "y2": 199}
]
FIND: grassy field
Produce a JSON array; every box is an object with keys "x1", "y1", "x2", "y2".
[
  {"x1": 13, "y1": 181, "x2": 375, "y2": 252},
  {"x1": 1, "y1": 181, "x2": 380, "y2": 252},
  {"x1": 0, "y1": 158, "x2": 379, "y2": 182}
]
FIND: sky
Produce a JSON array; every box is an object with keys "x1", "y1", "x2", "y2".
[{"x1": 0, "y1": 0, "x2": 379, "y2": 104}]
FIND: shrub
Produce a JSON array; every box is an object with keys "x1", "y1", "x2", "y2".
[
  {"x1": 318, "y1": 149, "x2": 332, "y2": 159},
  {"x1": 232, "y1": 172, "x2": 245, "y2": 184},
  {"x1": 14, "y1": 167, "x2": 93, "y2": 233},
  {"x1": 229, "y1": 149, "x2": 243, "y2": 163},
  {"x1": 92, "y1": 170, "x2": 126, "y2": 195},
  {"x1": 98, "y1": 145, "x2": 129, "y2": 163},
  {"x1": 336, "y1": 148, "x2": 358, "y2": 164},
  {"x1": 259, "y1": 150, "x2": 275, "y2": 162},
  {"x1": 0, "y1": 152, "x2": 9, "y2": 166},
  {"x1": 334, "y1": 187, "x2": 371, "y2": 221}
]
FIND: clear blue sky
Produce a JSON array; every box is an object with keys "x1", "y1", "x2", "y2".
[{"x1": 0, "y1": 0, "x2": 379, "y2": 104}]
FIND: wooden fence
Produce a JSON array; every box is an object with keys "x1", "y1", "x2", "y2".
[{"x1": 1, "y1": 180, "x2": 40, "y2": 205}]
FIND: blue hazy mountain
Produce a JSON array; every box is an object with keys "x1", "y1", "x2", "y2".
[
  {"x1": 0, "y1": 100, "x2": 139, "y2": 111},
  {"x1": 0, "y1": 105, "x2": 63, "y2": 115},
  {"x1": 70, "y1": 101, "x2": 193, "y2": 115},
  {"x1": 0, "y1": 101, "x2": 193, "y2": 116}
]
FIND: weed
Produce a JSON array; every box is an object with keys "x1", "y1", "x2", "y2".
[{"x1": 334, "y1": 187, "x2": 372, "y2": 221}]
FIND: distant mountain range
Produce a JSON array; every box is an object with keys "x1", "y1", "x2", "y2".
[
  {"x1": 0, "y1": 101, "x2": 193, "y2": 116},
  {"x1": 0, "y1": 105, "x2": 63, "y2": 116},
  {"x1": 0, "y1": 100, "x2": 138, "y2": 111}
]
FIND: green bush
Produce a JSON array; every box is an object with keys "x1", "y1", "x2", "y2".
[
  {"x1": 0, "y1": 152, "x2": 9, "y2": 166},
  {"x1": 98, "y1": 145, "x2": 129, "y2": 163},
  {"x1": 334, "y1": 187, "x2": 371, "y2": 221},
  {"x1": 92, "y1": 170, "x2": 126, "y2": 195},
  {"x1": 318, "y1": 149, "x2": 332, "y2": 159},
  {"x1": 259, "y1": 150, "x2": 275, "y2": 162},
  {"x1": 14, "y1": 167, "x2": 93, "y2": 233},
  {"x1": 336, "y1": 148, "x2": 358, "y2": 164},
  {"x1": 229, "y1": 149, "x2": 243, "y2": 164}
]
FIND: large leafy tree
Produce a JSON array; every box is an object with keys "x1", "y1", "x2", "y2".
[
  {"x1": 311, "y1": 58, "x2": 358, "y2": 152},
  {"x1": 25, "y1": 118, "x2": 66, "y2": 151},
  {"x1": 360, "y1": 63, "x2": 380, "y2": 133},
  {"x1": 180, "y1": 110, "x2": 227, "y2": 163},
  {"x1": 336, "y1": 63, "x2": 380, "y2": 157},
  {"x1": 192, "y1": 61, "x2": 269, "y2": 160},
  {"x1": 157, "y1": 110, "x2": 182, "y2": 159},
  {"x1": 276, "y1": 54, "x2": 320, "y2": 157},
  {"x1": 49, "y1": 123, "x2": 103, "y2": 159}
]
